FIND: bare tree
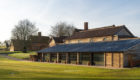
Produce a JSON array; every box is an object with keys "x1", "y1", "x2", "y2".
[
  {"x1": 11, "y1": 19, "x2": 38, "y2": 52},
  {"x1": 12, "y1": 19, "x2": 38, "y2": 40},
  {"x1": 50, "y1": 22, "x2": 75, "y2": 37}
]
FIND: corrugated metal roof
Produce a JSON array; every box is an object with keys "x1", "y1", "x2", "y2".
[{"x1": 38, "y1": 39, "x2": 140, "y2": 53}]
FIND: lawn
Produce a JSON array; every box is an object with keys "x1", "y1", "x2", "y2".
[
  {"x1": 8, "y1": 52, "x2": 37, "y2": 60},
  {"x1": 0, "y1": 56, "x2": 140, "y2": 80},
  {"x1": 0, "y1": 51, "x2": 21, "y2": 54}
]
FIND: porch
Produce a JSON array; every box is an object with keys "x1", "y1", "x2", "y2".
[{"x1": 38, "y1": 52, "x2": 124, "y2": 68}]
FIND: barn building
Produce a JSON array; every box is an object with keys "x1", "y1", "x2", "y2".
[
  {"x1": 10, "y1": 32, "x2": 50, "y2": 51},
  {"x1": 29, "y1": 32, "x2": 50, "y2": 51}
]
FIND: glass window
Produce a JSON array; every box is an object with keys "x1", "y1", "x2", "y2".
[
  {"x1": 51, "y1": 53, "x2": 57, "y2": 62},
  {"x1": 80, "y1": 53, "x2": 91, "y2": 65},
  {"x1": 45, "y1": 54, "x2": 50, "y2": 62},
  {"x1": 60, "y1": 53, "x2": 66, "y2": 63},
  {"x1": 70, "y1": 53, "x2": 77, "y2": 64},
  {"x1": 81, "y1": 54, "x2": 90, "y2": 61},
  {"x1": 60, "y1": 53, "x2": 66, "y2": 60},
  {"x1": 93, "y1": 53, "x2": 104, "y2": 66},
  {"x1": 70, "y1": 53, "x2": 77, "y2": 60}
]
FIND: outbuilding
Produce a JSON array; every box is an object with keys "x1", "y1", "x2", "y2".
[{"x1": 38, "y1": 39, "x2": 140, "y2": 68}]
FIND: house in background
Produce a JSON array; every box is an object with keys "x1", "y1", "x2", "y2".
[
  {"x1": 10, "y1": 32, "x2": 50, "y2": 51},
  {"x1": 38, "y1": 22, "x2": 140, "y2": 68},
  {"x1": 29, "y1": 32, "x2": 50, "y2": 51},
  {"x1": 65, "y1": 22, "x2": 136, "y2": 44},
  {"x1": 10, "y1": 40, "x2": 30, "y2": 51},
  {"x1": 49, "y1": 28, "x2": 84, "y2": 47},
  {"x1": 49, "y1": 36, "x2": 67, "y2": 47}
]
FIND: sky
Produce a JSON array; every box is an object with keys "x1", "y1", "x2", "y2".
[{"x1": 0, "y1": 0, "x2": 140, "y2": 42}]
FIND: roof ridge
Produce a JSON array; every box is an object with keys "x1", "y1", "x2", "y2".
[
  {"x1": 31, "y1": 35, "x2": 49, "y2": 38},
  {"x1": 65, "y1": 24, "x2": 130, "y2": 40},
  {"x1": 79, "y1": 24, "x2": 125, "y2": 32}
]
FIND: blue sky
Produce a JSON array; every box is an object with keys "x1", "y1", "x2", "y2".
[{"x1": 0, "y1": 0, "x2": 140, "y2": 41}]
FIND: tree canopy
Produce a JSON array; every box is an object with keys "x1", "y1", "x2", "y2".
[
  {"x1": 11, "y1": 19, "x2": 38, "y2": 40},
  {"x1": 50, "y1": 22, "x2": 76, "y2": 37}
]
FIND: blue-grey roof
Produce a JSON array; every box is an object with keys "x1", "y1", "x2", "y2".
[{"x1": 38, "y1": 39, "x2": 140, "y2": 53}]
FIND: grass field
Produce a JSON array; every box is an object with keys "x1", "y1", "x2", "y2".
[
  {"x1": 0, "y1": 51, "x2": 21, "y2": 54},
  {"x1": 0, "y1": 56, "x2": 140, "y2": 80},
  {"x1": 8, "y1": 52, "x2": 37, "y2": 60}
]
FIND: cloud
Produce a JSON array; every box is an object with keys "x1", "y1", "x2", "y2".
[{"x1": 0, "y1": 0, "x2": 140, "y2": 41}]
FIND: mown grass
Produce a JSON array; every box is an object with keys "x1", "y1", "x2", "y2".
[
  {"x1": 0, "y1": 46, "x2": 6, "y2": 49},
  {"x1": 0, "y1": 51, "x2": 21, "y2": 54},
  {"x1": 8, "y1": 52, "x2": 37, "y2": 59},
  {"x1": 0, "y1": 56, "x2": 140, "y2": 80}
]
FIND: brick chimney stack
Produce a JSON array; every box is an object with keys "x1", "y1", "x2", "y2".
[
  {"x1": 38, "y1": 32, "x2": 41, "y2": 37},
  {"x1": 84, "y1": 22, "x2": 88, "y2": 30}
]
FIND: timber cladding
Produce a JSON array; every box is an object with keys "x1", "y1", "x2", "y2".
[{"x1": 105, "y1": 53, "x2": 123, "y2": 68}]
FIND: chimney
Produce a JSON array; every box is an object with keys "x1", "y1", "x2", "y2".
[
  {"x1": 38, "y1": 32, "x2": 41, "y2": 37},
  {"x1": 84, "y1": 22, "x2": 88, "y2": 30}
]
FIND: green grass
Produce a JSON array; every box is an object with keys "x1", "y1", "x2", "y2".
[
  {"x1": 8, "y1": 52, "x2": 37, "y2": 59},
  {"x1": 0, "y1": 56, "x2": 140, "y2": 80},
  {"x1": 0, "y1": 51, "x2": 21, "y2": 54},
  {"x1": 0, "y1": 46, "x2": 6, "y2": 49}
]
